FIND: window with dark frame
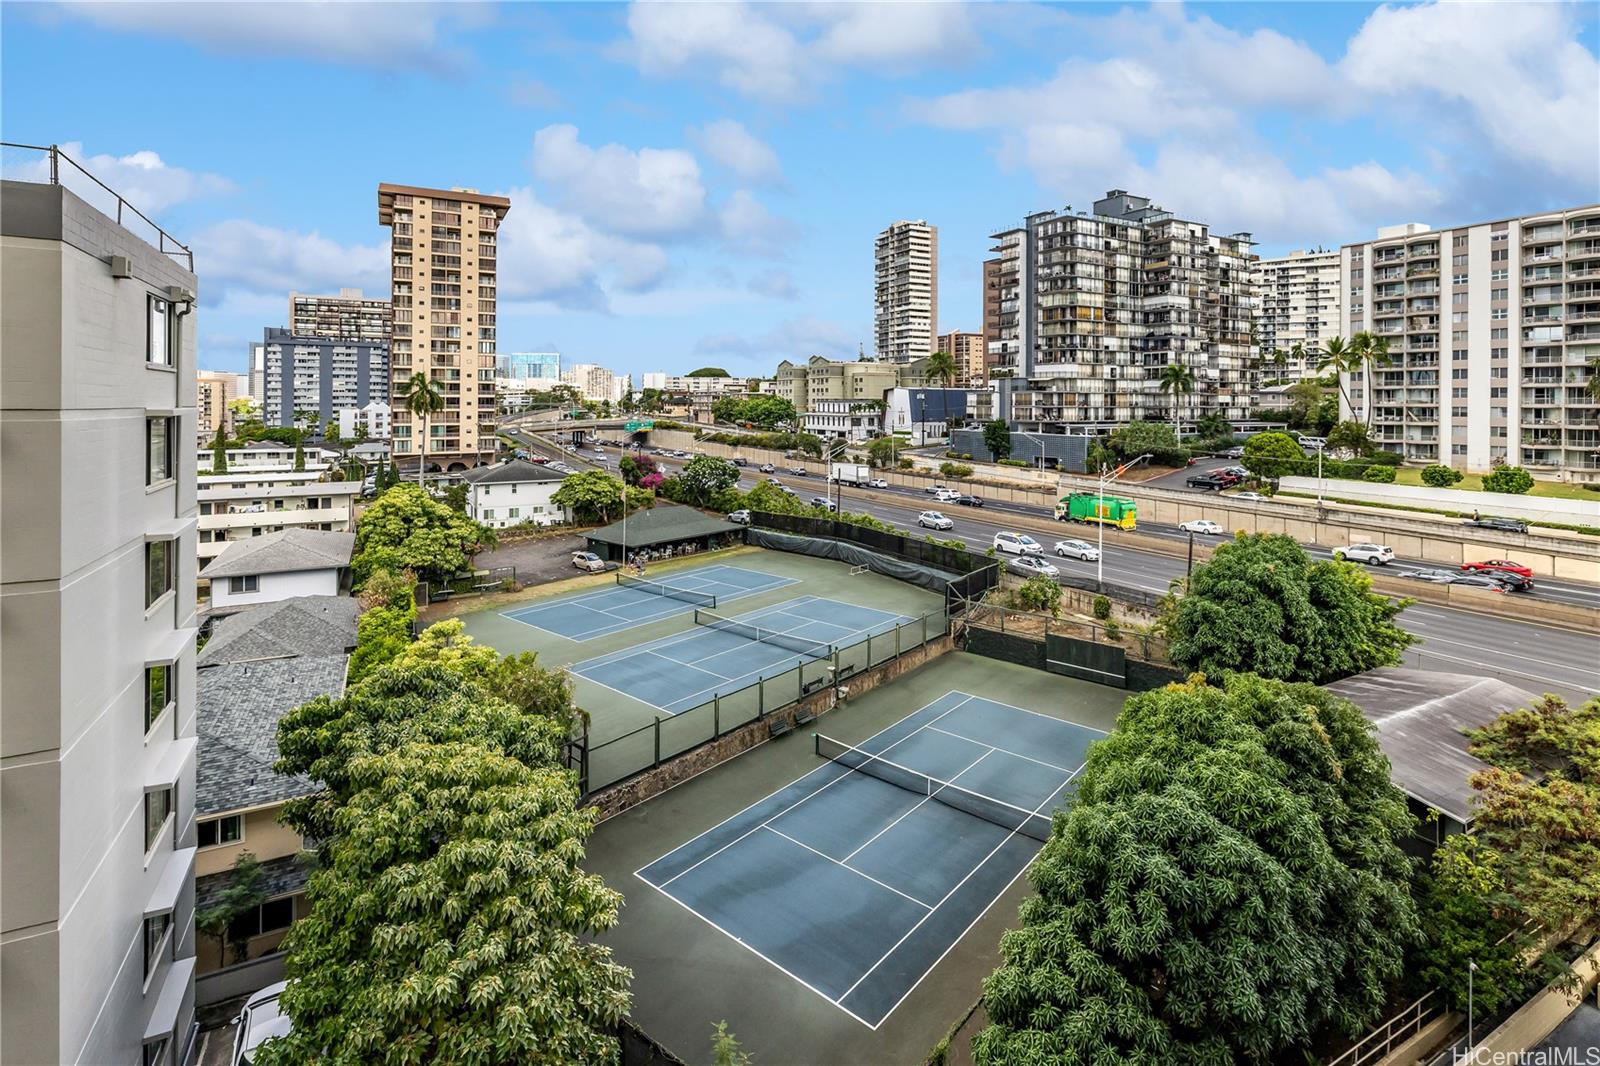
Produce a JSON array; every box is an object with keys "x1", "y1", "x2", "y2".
[
  {"x1": 143, "y1": 1036, "x2": 169, "y2": 1066},
  {"x1": 144, "y1": 788, "x2": 173, "y2": 853},
  {"x1": 145, "y1": 664, "x2": 171, "y2": 734},
  {"x1": 197, "y1": 815, "x2": 243, "y2": 849},
  {"x1": 228, "y1": 575, "x2": 259, "y2": 594},
  {"x1": 146, "y1": 417, "x2": 173, "y2": 485},
  {"x1": 148, "y1": 296, "x2": 171, "y2": 367},
  {"x1": 145, "y1": 540, "x2": 173, "y2": 608},
  {"x1": 143, "y1": 911, "x2": 172, "y2": 980}
]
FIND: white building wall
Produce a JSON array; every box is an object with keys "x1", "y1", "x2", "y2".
[
  {"x1": 208, "y1": 568, "x2": 340, "y2": 611},
  {"x1": 1465, "y1": 225, "x2": 1495, "y2": 470},
  {"x1": 468, "y1": 481, "x2": 567, "y2": 528}
]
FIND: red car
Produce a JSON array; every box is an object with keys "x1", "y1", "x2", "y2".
[{"x1": 1461, "y1": 559, "x2": 1534, "y2": 578}]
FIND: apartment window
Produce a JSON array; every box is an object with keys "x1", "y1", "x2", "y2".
[
  {"x1": 1491, "y1": 367, "x2": 1509, "y2": 379},
  {"x1": 1492, "y1": 249, "x2": 1508, "y2": 262},
  {"x1": 1452, "y1": 292, "x2": 1469, "y2": 305},
  {"x1": 146, "y1": 417, "x2": 174, "y2": 484},
  {"x1": 228, "y1": 575, "x2": 259, "y2": 595},
  {"x1": 1492, "y1": 328, "x2": 1508, "y2": 340},
  {"x1": 145, "y1": 664, "x2": 171, "y2": 734},
  {"x1": 143, "y1": 1037, "x2": 169, "y2": 1066},
  {"x1": 1491, "y1": 268, "x2": 1508, "y2": 281},
  {"x1": 1452, "y1": 254, "x2": 1468, "y2": 268},
  {"x1": 482, "y1": 509, "x2": 494, "y2": 520},
  {"x1": 1491, "y1": 308, "x2": 1507, "y2": 320},
  {"x1": 145, "y1": 540, "x2": 173, "y2": 608},
  {"x1": 1491, "y1": 288, "x2": 1508, "y2": 301},
  {"x1": 508, "y1": 508, "x2": 520, "y2": 519},
  {"x1": 227, "y1": 896, "x2": 296, "y2": 943},
  {"x1": 1453, "y1": 350, "x2": 1468, "y2": 361},
  {"x1": 1491, "y1": 426, "x2": 1507, "y2": 438},
  {"x1": 144, "y1": 787, "x2": 173, "y2": 853},
  {"x1": 1452, "y1": 312, "x2": 1468, "y2": 324},
  {"x1": 147, "y1": 296, "x2": 171, "y2": 366},
  {"x1": 1453, "y1": 444, "x2": 1468, "y2": 456},
  {"x1": 1452, "y1": 274, "x2": 1468, "y2": 286},
  {"x1": 1491, "y1": 387, "x2": 1507, "y2": 398},
  {"x1": 143, "y1": 911, "x2": 172, "y2": 981},
  {"x1": 1452, "y1": 387, "x2": 1468, "y2": 398},
  {"x1": 1451, "y1": 369, "x2": 1469, "y2": 380},
  {"x1": 197, "y1": 815, "x2": 243, "y2": 849},
  {"x1": 1452, "y1": 406, "x2": 1468, "y2": 418},
  {"x1": 1492, "y1": 348, "x2": 1508, "y2": 359},
  {"x1": 1453, "y1": 235, "x2": 1468, "y2": 248}
]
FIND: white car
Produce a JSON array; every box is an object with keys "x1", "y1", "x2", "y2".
[
  {"x1": 1053, "y1": 539, "x2": 1100, "y2": 561},
  {"x1": 993, "y1": 531, "x2": 1043, "y2": 555},
  {"x1": 1335, "y1": 543, "x2": 1394, "y2": 565},
  {"x1": 918, "y1": 510, "x2": 953, "y2": 530},
  {"x1": 869, "y1": 478, "x2": 889, "y2": 488},
  {"x1": 934, "y1": 488, "x2": 962, "y2": 502},
  {"x1": 924, "y1": 483, "x2": 948, "y2": 495},
  {"x1": 1008, "y1": 555, "x2": 1061, "y2": 578},
  {"x1": 232, "y1": 981, "x2": 291, "y2": 1066},
  {"x1": 1180, "y1": 519, "x2": 1224, "y2": 535},
  {"x1": 1233, "y1": 491, "x2": 1263, "y2": 500},
  {"x1": 727, "y1": 509, "x2": 751, "y2": 525},
  {"x1": 571, "y1": 551, "x2": 608, "y2": 572}
]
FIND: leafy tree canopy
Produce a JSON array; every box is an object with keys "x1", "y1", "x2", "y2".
[
  {"x1": 353, "y1": 484, "x2": 495, "y2": 584},
  {"x1": 712, "y1": 396, "x2": 797, "y2": 430},
  {"x1": 1106, "y1": 421, "x2": 1187, "y2": 467},
  {"x1": 346, "y1": 604, "x2": 417, "y2": 685},
  {"x1": 1163, "y1": 532, "x2": 1414, "y2": 683},
  {"x1": 866, "y1": 437, "x2": 900, "y2": 468},
  {"x1": 686, "y1": 366, "x2": 730, "y2": 377},
  {"x1": 1482, "y1": 464, "x2": 1535, "y2": 495},
  {"x1": 1242, "y1": 431, "x2": 1308, "y2": 481},
  {"x1": 975, "y1": 674, "x2": 1420, "y2": 1066},
  {"x1": 550, "y1": 470, "x2": 651, "y2": 524},
  {"x1": 982, "y1": 420, "x2": 1011, "y2": 460},
  {"x1": 1326, "y1": 420, "x2": 1373, "y2": 456},
  {"x1": 1420, "y1": 464, "x2": 1463, "y2": 488},
  {"x1": 676, "y1": 455, "x2": 741, "y2": 506}
]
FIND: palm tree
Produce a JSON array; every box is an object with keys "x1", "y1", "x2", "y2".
[
  {"x1": 926, "y1": 350, "x2": 956, "y2": 389},
  {"x1": 1587, "y1": 356, "x2": 1600, "y2": 401},
  {"x1": 1361, "y1": 335, "x2": 1394, "y2": 430},
  {"x1": 401, "y1": 372, "x2": 445, "y2": 484},
  {"x1": 1156, "y1": 361, "x2": 1197, "y2": 439},
  {"x1": 1286, "y1": 342, "x2": 1304, "y2": 373},
  {"x1": 1316, "y1": 335, "x2": 1360, "y2": 419}
]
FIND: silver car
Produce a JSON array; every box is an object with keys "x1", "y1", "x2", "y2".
[
  {"x1": 232, "y1": 981, "x2": 291, "y2": 1065},
  {"x1": 1054, "y1": 539, "x2": 1100, "y2": 561},
  {"x1": 1008, "y1": 555, "x2": 1061, "y2": 578},
  {"x1": 918, "y1": 510, "x2": 953, "y2": 530}
]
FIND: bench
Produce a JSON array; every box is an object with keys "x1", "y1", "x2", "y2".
[
  {"x1": 793, "y1": 707, "x2": 817, "y2": 728},
  {"x1": 801, "y1": 677, "x2": 828, "y2": 696},
  {"x1": 768, "y1": 716, "x2": 795, "y2": 739},
  {"x1": 431, "y1": 588, "x2": 454, "y2": 602}
]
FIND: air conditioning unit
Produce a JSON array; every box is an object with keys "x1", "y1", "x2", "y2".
[{"x1": 108, "y1": 255, "x2": 132, "y2": 279}]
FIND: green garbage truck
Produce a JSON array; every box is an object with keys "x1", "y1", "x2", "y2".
[{"x1": 1056, "y1": 492, "x2": 1137, "y2": 529}]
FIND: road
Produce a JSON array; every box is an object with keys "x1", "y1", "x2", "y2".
[{"x1": 570, "y1": 438, "x2": 1597, "y2": 701}]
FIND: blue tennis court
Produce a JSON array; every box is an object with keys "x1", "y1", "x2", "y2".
[
  {"x1": 570, "y1": 596, "x2": 913, "y2": 714},
  {"x1": 503, "y1": 563, "x2": 796, "y2": 641},
  {"x1": 636, "y1": 692, "x2": 1103, "y2": 1029}
]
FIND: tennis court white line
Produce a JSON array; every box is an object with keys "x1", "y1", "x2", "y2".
[
  {"x1": 568, "y1": 594, "x2": 828, "y2": 670},
  {"x1": 923, "y1": 725, "x2": 1078, "y2": 775},
  {"x1": 762, "y1": 827, "x2": 933, "y2": 910},
  {"x1": 840, "y1": 748, "x2": 993, "y2": 865},
  {"x1": 645, "y1": 649, "x2": 733, "y2": 684}
]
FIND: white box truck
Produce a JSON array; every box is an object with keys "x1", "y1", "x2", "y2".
[{"x1": 829, "y1": 462, "x2": 871, "y2": 485}]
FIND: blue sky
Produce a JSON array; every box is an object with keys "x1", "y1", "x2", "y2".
[{"x1": 4, "y1": 2, "x2": 1596, "y2": 378}]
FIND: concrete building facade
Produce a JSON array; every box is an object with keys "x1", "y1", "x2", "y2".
[
  {"x1": 378, "y1": 183, "x2": 511, "y2": 472},
  {"x1": 337, "y1": 400, "x2": 392, "y2": 440},
  {"x1": 197, "y1": 470, "x2": 361, "y2": 564},
  {"x1": 561, "y1": 362, "x2": 631, "y2": 404},
  {"x1": 288, "y1": 288, "x2": 391, "y2": 344},
  {"x1": 260, "y1": 326, "x2": 389, "y2": 431},
  {"x1": 936, "y1": 330, "x2": 989, "y2": 388},
  {"x1": 874, "y1": 220, "x2": 938, "y2": 362},
  {"x1": 773, "y1": 355, "x2": 929, "y2": 413},
  {"x1": 1251, "y1": 249, "x2": 1341, "y2": 378},
  {"x1": 988, "y1": 190, "x2": 1256, "y2": 435},
  {"x1": 2, "y1": 166, "x2": 200, "y2": 1066},
  {"x1": 801, "y1": 399, "x2": 884, "y2": 442},
  {"x1": 1339, "y1": 205, "x2": 1600, "y2": 476},
  {"x1": 462, "y1": 460, "x2": 569, "y2": 529},
  {"x1": 195, "y1": 370, "x2": 238, "y2": 445}
]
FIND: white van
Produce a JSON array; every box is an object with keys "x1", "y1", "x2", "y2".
[
  {"x1": 1296, "y1": 435, "x2": 1327, "y2": 451},
  {"x1": 992, "y1": 531, "x2": 1043, "y2": 556}
]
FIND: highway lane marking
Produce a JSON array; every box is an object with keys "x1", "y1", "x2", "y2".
[
  {"x1": 1410, "y1": 633, "x2": 1600, "y2": 677},
  {"x1": 1409, "y1": 646, "x2": 1592, "y2": 690}
]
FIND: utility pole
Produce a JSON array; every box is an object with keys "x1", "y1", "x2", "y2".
[{"x1": 1096, "y1": 452, "x2": 1152, "y2": 589}]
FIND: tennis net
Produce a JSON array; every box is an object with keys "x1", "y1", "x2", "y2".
[
  {"x1": 692, "y1": 608, "x2": 832, "y2": 662},
  {"x1": 616, "y1": 572, "x2": 717, "y2": 608},
  {"x1": 815, "y1": 734, "x2": 1054, "y2": 842}
]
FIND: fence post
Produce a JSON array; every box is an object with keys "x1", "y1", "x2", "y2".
[
  {"x1": 758, "y1": 677, "x2": 765, "y2": 718},
  {"x1": 713, "y1": 694, "x2": 721, "y2": 737},
  {"x1": 652, "y1": 719, "x2": 661, "y2": 768},
  {"x1": 922, "y1": 611, "x2": 930, "y2": 644}
]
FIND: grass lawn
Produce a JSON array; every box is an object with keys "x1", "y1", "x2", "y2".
[{"x1": 1389, "y1": 466, "x2": 1599, "y2": 501}]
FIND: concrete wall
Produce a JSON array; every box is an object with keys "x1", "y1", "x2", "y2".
[
  {"x1": 209, "y1": 567, "x2": 339, "y2": 611},
  {"x1": 1, "y1": 180, "x2": 199, "y2": 1066},
  {"x1": 1280, "y1": 476, "x2": 1600, "y2": 526}
]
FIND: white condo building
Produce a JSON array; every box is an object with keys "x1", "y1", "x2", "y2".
[
  {"x1": 875, "y1": 220, "x2": 938, "y2": 362},
  {"x1": 562, "y1": 362, "x2": 631, "y2": 404},
  {"x1": 1251, "y1": 249, "x2": 1341, "y2": 378}
]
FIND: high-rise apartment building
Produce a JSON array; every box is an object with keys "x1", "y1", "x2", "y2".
[
  {"x1": 936, "y1": 330, "x2": 988, "y2": 388},
  {"x1": 495, "y1": 351, "x2": 560, "y2": 410},
  {"x1": 196, "y1": 369, "x2": 239, "y2": 443},
  {"x1": 989, "y1": 190, "x2": 1255, "y2": 433},
  {"x1": 1340, "y1": 205, "x2": 1600, "y2": 476},
  {"x1": 1251, "y1": 249, "x2": 1341, "y2": 377},
  {"x1": 982, "y1": 257, "x2": 1006, "y2": 379},
  {"x1": 2, "y1": 156, "x2": 199, "y2": 1066},
  {"x1": 773, "y1": 354, "x2": 930, "y2": 412},
  {"x1": 561, "y1": 363, "x2": 631, "y2": 404},
  {"x1": 874, "y1": 220, "x2": 938, "y2": 362},
  {"x1": 289, "y1": 287, "x2": 391, "y2": 343},
  {"x1": 248, "y1": 341, "x2": 266, "y2": 403},
  {"x1": 259, "y1": 326, "x2": 389, "y2": 429},
  {"x1": 378, "y1": 184, "x2": 510, "y2": 473}
]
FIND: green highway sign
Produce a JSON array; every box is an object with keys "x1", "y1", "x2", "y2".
[{"x1": 624, "y1": 420, "x2": 655, "y2": 432}]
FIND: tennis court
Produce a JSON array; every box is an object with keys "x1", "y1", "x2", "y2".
[
  {"x1": 502, "y1": 563, "x2": 795, "y2": 641},
  {"x1": 635, "y1": 691, "x2": 1103, "y2": 1029},
  {"x1": 569, "y1": 596, "x2": 913, "y2": 715}
]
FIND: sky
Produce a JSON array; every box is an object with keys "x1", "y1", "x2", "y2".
[{"x1": 3, "y1": 1, "x2": 1596, "y2": 380}]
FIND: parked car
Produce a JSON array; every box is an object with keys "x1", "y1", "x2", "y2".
[
  {"x1": 232, "y1": 981, "x2": 291, "y2": 1066},
  {"x1": 869, "y1": 478, "x2": 889, "y2": 488},
  {"x1": 1296, "y1": 435, "x2": 1328, "y2": 451},
  {"x1": 1221, "y1": 466, "x2": 1249, "y2": 478},
  {"x1": 925, "y1": 483, "x2": 947, "y2": 495},
  {"x1": 727, "y1": 510, "x2": 751, "y2": 525},
  {"x1": 810, "y1": 496, "x2": 837, "y2": 511},
  {"x1": 1180, "y1": 519, "x2": 1223, "y2": 535},
  {"x1": 759, "y1": 463, "x2": 776, "y2": 473},
  {"x1": 954, "y1": 494, "x2": 984, "y2": 507},
  {"x1": 1447, "y1": 574, "x2": 1509, "y2": 594},
  {"x1": 1186, "y1": 475, "x2": 1223, "y2": 490},
  {"x1": 1483, "y1": 570, "x2": 1535, "y2": 592},
  {"x1": 572, "y1": 551, "x2": 610, "y2": 572},
  {"x1": 1461, "y1": 559, "x2": 1534, "y2": 578},
  {"x1": 918, "y1": 510, "x2": 953, "y2": 530},
  {"x1": 1008, "y1": 555, "x2": 1061, "y2": 578},
  {"x1": 1404, "y1": 568, "x2": 1459, "y2": 583},
  {"x1": 1464, "y1": 515, "x2": 1529, "y2": 534},
  {"x1": 1222, "y1": 446, "x2": 1245, "y2": 459},
  {"x1": 1334, "y1": 543, "x2": 1395, "y2": 565},
  {"x1": 1054, "y1": 539, "x2": 1100, "y2": 561},
  {"x1": 993, "y1": 531, "x2": 1044, "y2": 555}
]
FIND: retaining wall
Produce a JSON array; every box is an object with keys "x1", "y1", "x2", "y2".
[{"x1": 1280, "y1": 475, "x2": 1600, "y2": 526}]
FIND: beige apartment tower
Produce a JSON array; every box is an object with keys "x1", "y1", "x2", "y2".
[
  {"x1": 196, "y1": 369, "x2": 238, "y2": 444},
  {"x1": 936, "y1": 330, "x2": 988, "y2": 388},
  {"x1": 378, "y1": 183, "x2": 510, "y2": 473},
  {"x1": 3, "y1": 156, "x2": 199, "y2": 1065},
  {"x1": 875, "y1": 220, "x2": 938, "y2": 362}
]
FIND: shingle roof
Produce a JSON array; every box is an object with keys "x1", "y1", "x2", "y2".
[
  {"x1": 585, "y1": 503, "x2": 741, "y2": 548},
  {"x1": 196, "y1": 656, "x2": 348, "y2": 815},
  {"x1": 196, "y1": 853, "x2": 312, "y2": 912},
  {"x1": 1325, "y1": 668, "x2": 1539, "y2": 824},
  {"x1": 461, "y1": 459, "x2": 566, "y2": 485},
  {"x1": 199, "y1": 528, "x2": 355, "y2": 579},
  {"x1": 197, "y1": 596, "x2": 360, "y2": 666}
]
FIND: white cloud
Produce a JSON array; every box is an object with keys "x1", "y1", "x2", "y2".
[
  {"x1": 5, "y1": 141, "x2": 233, "y2": 215},
  {"x1": 494, "y1": 186, "x2": 668, "y2": 312},
  {"x1": 624, "y1": 1, "x2": 976, "y2": 101},
  {"x1": 695, "y1": 314, "x2": 857, "y2": 361},
  {"x1": 49, "y1": 1, "x2": 489, "y2": 71},
  {"x1": 690, "y1": 120, "x2": 784, "y2": 185},
  {"x1": 748, "y1": 268, "x2": 798, "y2": 301},
  {"x1": 529, "y1": 124, "x2": 708, "y2": 238},
  {"x1": 192, "y1": 220, "x2": 387, "y2": 304},
  {"x1": 719, "y1": 190, "x2": 793, "y2": 257}
]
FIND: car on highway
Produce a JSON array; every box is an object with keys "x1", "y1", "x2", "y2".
[
  {"x1": 1233, "y1": 491, "x2": 1264, "y2": 500},
  {"x1": 925, "y1": 483, "x2": 948, "y2": 495},
  {"x1": 571, "y1": 551, "x2": 608, "y2": 573},
  {"x1": 1007, "y1": 555, "x2": 1061, "y2": 579},
  {"x1": 1404, "y1": 568, "x2": 1459, "y2": 583},
  {"x1": 727, "y1": 510, "x2": 751, "y2": 525},
  {"x1": 1483, "y1": 570, "x2": 1535, "y2": 593},
  {"x1": 779, "y1": 485, "x2": 798, "y2": 496},
  {"x1": 1464, "y1": 515, "x2": 1529, "y2": 534},
  {"x1": 917, "y1": 510, "x2": 953, "y2": 530},
  {"x1": 1461, "y1": 559, "x2": 1535, "y2": 578},
  {"x1": 1447, "y1": 574, "x2": 1509, "y2": 594},
  {"x1": 1180, "y1": 519, "x2": 1224, "y2": 535},
  {"x1": 934, "y1": 488, "x2": 962, "y2": 502},
  {"x1": 790, "y1": 467, "x2": 808, "y2": 476},
  {"x1": 869, "y1": 478, "x2": 888, "y2": 488},
  {"x1": 810, "y1": 496, "x2": 837, "y2": 511},
  {"x1": 1333, "y1": 543, "x2": 1395, "y2": 565},
  {"x1": 953, "y1": 494, "x2": 984, "y2": 507},
  {"x1": 993, "y1": 531, "x2": 1044, "y2": 555},
  {"x1": 232, "y1": 981, "x2": 291, "y2": 1066},
  {"x1": 1053, "y1": 539, "x2": 1099, "y2": 561},
  {"x1": 765, "y1": 475, "x2": 783, "y2": 485},
  {"x1": 759, "y1": 463, "x2": 776, "y2": 473},
  {"x1": 1222, "y1": 446, "x2": 1245, "y2": 459},
  {"x1": 731, "y1": 457, "x2": 748, "y2": 467}
]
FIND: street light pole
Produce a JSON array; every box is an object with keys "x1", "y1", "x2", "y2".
[
  {"x1": 1096, "y1": 452, "x2": 1153, "y2": 589},
  {"x1": 1467, "y1": 959, "x2": 1477, "y2": 1057},
  {"x1": 917, "y1": 391, "x2": 926, "y2": 448}
]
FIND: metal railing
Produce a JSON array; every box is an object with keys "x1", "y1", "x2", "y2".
[
  {"x1": 1, "y1": 142, "x2": 194, "y2": 269},
  {"x1": 1325, "y1": 991, "x2": 1443, "y2": 1066}
]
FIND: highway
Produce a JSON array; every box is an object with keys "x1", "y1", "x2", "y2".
[{"x1": 513, "y1": 431, "x2": 1600, "y2": 701}]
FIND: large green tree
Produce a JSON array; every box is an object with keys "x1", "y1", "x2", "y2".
[
  {"x1": 1157, "y1": 361, "x2": 1197, "y2": 437},
  {"x1": 1163, "y1": 533, "x2": 1414, "y2": 683},
  {"x1": 975, "y1": 674, "x2": 1420, "y2": 1065},
  {"x1": 1241, "y1": 430, "x2": 1309, "y2": 481},
  {"x1": 551, "y1": 469, "x2": 650, "y2": 524},
  {"x1": 1106, "y1": 420, "x2": 1186, "y2": 467},
  {"x1": 866, "y1": 436, "x2": 900, "y2": 469},
  {"x1": 926, "y1": 350, "x2": 956, "y2": 388},
  {"x1": 352, "y1": 483, "x2": 495, "y2": 586},
  {"x1": 981, "y1": 420, "x2": 1011, "y2": 460},
  {"x1": 210, "y1": 423, "x2": 229, "y2": 475},
  {"x1": 677, "y1": 455, "x2": 741, "y2": 506}
]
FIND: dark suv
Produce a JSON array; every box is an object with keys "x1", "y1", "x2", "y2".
[
  {"x1": 1186, "y1": 474, "x2": 1224, "y2": 490},
  {"x1": 1465, "y1": 515, "x2": 1529, "y2": 534}
]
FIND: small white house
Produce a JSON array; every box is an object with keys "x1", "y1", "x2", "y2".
[
  {"x1": 461, "y1": 459, "x2": 569, "y2": 529},
  {"x1": 199, "y1": 528, "x2": 355, "y2": 615}
]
